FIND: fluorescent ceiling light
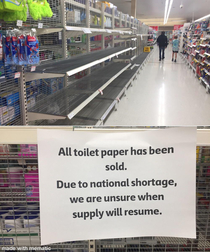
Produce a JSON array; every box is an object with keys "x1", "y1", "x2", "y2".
[
  {"x1": 164, "y1": 0, "x2": 174, "y2": 25},
  {"x1": 194, "y1": 14, "x2": 210, "y2": 22},
  {"x1": 166, "y1": 0, "x2": 174, "y2": 22},
  {"x1": 164, "y1": 0, "x2": 169, "y2": 24}
]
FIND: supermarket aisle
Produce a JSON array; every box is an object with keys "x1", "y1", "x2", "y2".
[{"x1": 105, "y1": 45, "x2": 210, "y2": 126}]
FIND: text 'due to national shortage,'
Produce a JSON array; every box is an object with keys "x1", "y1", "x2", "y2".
[{"x1": 37, "y1": 128, "x2": 197, "y2": 245}]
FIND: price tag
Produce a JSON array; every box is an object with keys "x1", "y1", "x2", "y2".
[
  {"x1": 14, "y1": 72, "x2": 21, "y2": 79},
  {"x1": 38, "y1": 23, "x2": 43, "y2": 29},
  {"x1": 82, "y1": 28, "x2": 92, "y2": 34},
  {"x1": 16, "y1": 20, "x2": 23, "y2": 27},
  {"x1": 106, "y1": 29, "x2": 112, "y2": 33},
  {"x1": 31, "y1": 66, "x2": 36, "y2": 72},
  {"x1": 116, "y1": 97, "x2": 120, "y2": 102}
]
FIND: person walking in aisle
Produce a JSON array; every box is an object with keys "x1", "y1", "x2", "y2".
[
  {"x1": 172, "y1": 35, "x2": 180, "y2": 62},
  {"x1": 157, "y1": 31, "x2": 168, "y2": 61}
]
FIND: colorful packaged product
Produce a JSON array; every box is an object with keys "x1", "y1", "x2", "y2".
[
  {"x1": 3, "y1": 34, "x2": 12, "y2": 66},
  {"x1": 18, "y1": 144, "x2": 37, "y2": 157},
  {"x1": 18, "y1": 34, "x2": 26, "y2": 65},
  {"x1": 0, "y1": 32, "x2": 2, "y2": 61},
  {"x1": 25, "y1": 30, "x2": 39, "y2": 65},
  {"x1": 24, "y1": 169, "x2": 39, "y2": 201},
  {"x1": 10, "y1": 33, "x2": 18, "y2": 65}
]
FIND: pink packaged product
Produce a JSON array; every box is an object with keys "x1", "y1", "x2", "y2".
[
  {"x1": 18, "y1": 144, "x2": 37, "y2": 158},
  {"x1": 25, "y1": 170, "x2": 39, "y2": 201}
]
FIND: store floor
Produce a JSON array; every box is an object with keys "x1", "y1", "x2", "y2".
[{"x1": 105, "y1": 45, "x2": 210, "y2": 126}]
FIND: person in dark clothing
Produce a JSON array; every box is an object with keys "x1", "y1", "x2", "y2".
[{"x1": 157, "y1": 31, "x2": 168, "y2": 61}]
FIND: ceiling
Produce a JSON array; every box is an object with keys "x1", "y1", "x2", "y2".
[{"x1": 107, "y1": 0, "x2": 210, "y2": 26}]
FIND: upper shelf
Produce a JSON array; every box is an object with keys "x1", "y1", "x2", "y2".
[
  {"x1": 25, "y1": 46, "x2": 133, "y2": 81},
  {"x1": 65, "y1": 26, "x2": 133, "y2": 36}
]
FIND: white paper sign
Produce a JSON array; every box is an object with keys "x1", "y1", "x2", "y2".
[
  {"x1": 16, "y1": 20, "x2": 23, "y2": 27},
  {"x1": 31, "y1": 66, "x2": 36, "y2": 72},
  {"x1": 38, "y1": 23, "x2": 43, "y2": 29},
  {"x1": 38, "y1": 128, "x2": 196, "y2": 245},
  {"x1": 59, "y1": 32, "x2": 62, "y2": 40},
  {"x1": 14, "y1": 72, "x2": 20, "y2": 79},
  {"x1": 82, "y1": 28, "x2": 92, "y2": 34}
]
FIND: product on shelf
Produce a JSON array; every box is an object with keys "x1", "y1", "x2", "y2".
[
  {"x1": 0, "y1": 144, "x2": 11, "y2": 155},
  {"x1": 25, "y1": 169, "x2": 39, "y2": 201},
  {"x1": 3, "y1": 31, "x2": 12, "y2": 66},
  {"x1": 27, "y1": 95, "x2": 36, "y2": 109},
  {"x1": 25, "y1": 29, "x2": 40, "y2": 65},
  {"x1": 2, "y1": 28, "x2": 40, "y2": 66},
  {"x1": 23, "y1": 214, "x2": 39, "y2": 227},
  {"x1": 0, "y1": 168, "x2": 9, "y2": 187},
  {"x1": 27, "y1": 0, "x2": 53, "y2": 21},
  {"x1": 3, "y1": 0, "x2": 24, "y2": 11},
  {"x1": 0, "y1": 0, "x2": 27, "y2": 22},
  {"x1": 0, "y1": 106, "x2": 15, "y2": 125},
  {"x1": 181, "y1": 21, "x2": 210, "y2": 88},
  {"x1": 17, "y1": 144, "x2": 37, "y2": 157},
  {"x1": 5, "y1": 215, "x2": 23, "y2": 228},
  {"x1": 7, "y1": 167, "x2": 24, "y2": 188},
  {"x1": 66, "y1": 8, "x2": 82, "y2": 24},
  {"x1": 10, "y1": 30, "x2": 18, "y2": 65},
  {"x1": 0, "y1": 0, "x2": 53, "y2": 21},
  {"x1": 18, "y1": 32, "x2": 27, "y2": 65}
]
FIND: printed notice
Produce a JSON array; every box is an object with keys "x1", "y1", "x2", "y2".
[{"x1": 37, "y1": 128, "x2": 196, "y2": 245}]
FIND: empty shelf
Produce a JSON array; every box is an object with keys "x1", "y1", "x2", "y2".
[
  {"x1": 25, "y1": 47, "x2": 132, "y2": 81},
  {"x1": 28, "y1": 62, "x2": 131, "y2": 122}
]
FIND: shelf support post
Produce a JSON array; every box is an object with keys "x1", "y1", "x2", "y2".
[
  {"x1": 18, "y1": 66, "x2": 27, "y2": 125},
  {"x1": 111, "y1": 7, "x2": 115, "y2": 48},
  {"x1": 86, "y1": 0, "x2": 91, "y2": 75},
  {"x1": 119, "y1": 12, "x2": 122, "y2": 28},
  {"x1": 89, "y1": 240, "x2": 96, "y2": 252},
  {"x1": 131, "y1": 0, "x2": 137, "y2": 19},
  {"x1": 125, "y1": 14, "x2": 128, "y2": 28},
  {"x1": 102, "y1": 3, "x2": 105, "y2": 66},
  {"x1": 61, "y1": 1, "x2": 67, "y2": 60}
]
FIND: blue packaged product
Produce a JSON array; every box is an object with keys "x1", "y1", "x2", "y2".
[
  {"x1": 25, "y1": 35, "x2": 40, "y2": 65},
  {"x1": 0, "y1": 33, "x2": 2, "y2": 61},
  {"x1": 18, "y1": 35, "x2": 26, "y2": 65},
  {"x1": 3, "y1": 36, "x2": 12, "y2": 66},
  {"x1": 0, "y1": 60, "x2": 4, "y2": 79},
  {"x1": 11, "y1": 35, "x2": 18, "y2": 65}
]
